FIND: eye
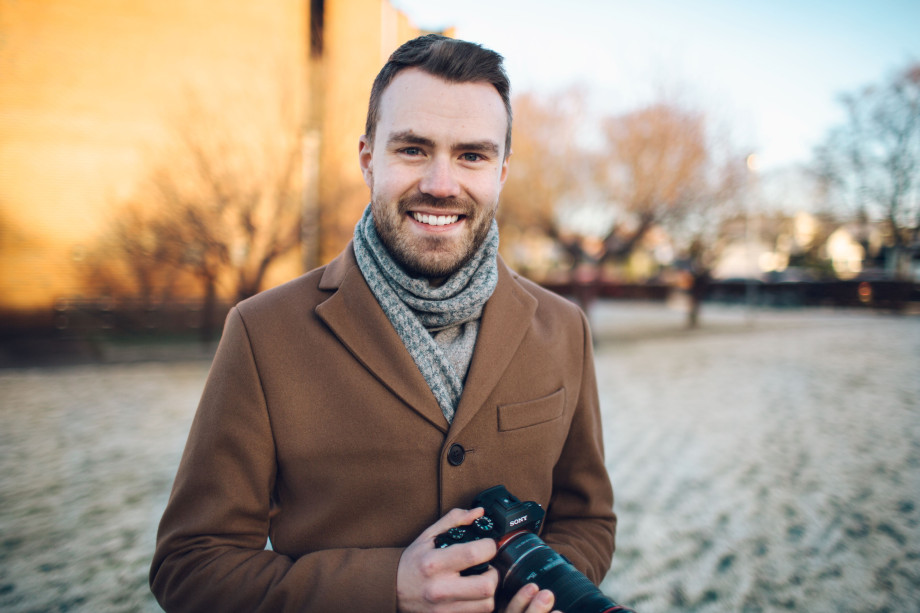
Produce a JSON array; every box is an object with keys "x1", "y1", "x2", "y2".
[
  {"x1": 461, "y1": 152, "x2": 484, "y2": 162},
  {"x1": 400, "y1": 147, "x2": 423, "y2": 156}
]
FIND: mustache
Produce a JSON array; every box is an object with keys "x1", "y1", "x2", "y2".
[{"x1": 398, "y1": 193, "x2": 475, "y2": 215}]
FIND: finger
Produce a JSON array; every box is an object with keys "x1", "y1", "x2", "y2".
[
  {"x1": 505, "y1": 584, "x2": 556, "y2": 613},
  {"x1": 436, "y1": 538, "x2": 497, "y2": 573},
  {"x1": 525, "y1": 589, "x2": 555, "y2": 613},
  {"x1": 419, "y1": 507, "x2": 486, "y2": 541},
  {"x1": 504, "y1": 582, "x2": 540, "y2": 613},
  {"x1": 422, "y1": 567, "x2": 500, "y2": 605}
]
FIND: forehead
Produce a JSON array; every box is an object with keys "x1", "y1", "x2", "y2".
[{"x1": 376, "y1": 68, "x2": 507, "y2": 152}]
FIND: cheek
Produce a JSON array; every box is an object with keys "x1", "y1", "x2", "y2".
[
  {"x1": 471, "y1": 175, "x2": 504, "y2": 207},
  {"x1": 372, "y1": 167, "x2": 414, "y2": 200}
]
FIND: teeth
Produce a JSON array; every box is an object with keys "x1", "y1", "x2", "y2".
[{"x1": 412, "y1": 212, "x2": 459, "y2": 226}]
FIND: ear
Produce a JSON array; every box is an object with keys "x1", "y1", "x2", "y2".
[
  {"x1": 358, "y1": 135, "x2": 374, "y2": 189},
  {"x1": 498, "y1": 150, "x2": 511, "y2": 188}
]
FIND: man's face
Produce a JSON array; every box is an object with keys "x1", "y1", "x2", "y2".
[{"x1": 359, "y1": 68, "x2": 510, "y2": 280}]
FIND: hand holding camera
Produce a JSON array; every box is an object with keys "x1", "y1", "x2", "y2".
[
  {"x1": 396, "y1": 506, "x2": 500, "y2": 613},
  {"x1": 435, "y1": 485, "x2": 636, "y2": 613}
]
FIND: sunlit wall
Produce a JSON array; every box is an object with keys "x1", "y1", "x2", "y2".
[{"x1": 0, "y1": 0, "x2": 436, "y2": 313}]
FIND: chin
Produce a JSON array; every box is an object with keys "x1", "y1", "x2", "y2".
[
  {"x1": 399, "y1": 252, "x2": 468, "y2": 279},
  {"x1": 394, "y1": 237, "x2": 474, "y2": 278}
]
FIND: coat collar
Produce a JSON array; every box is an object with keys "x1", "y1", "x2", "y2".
[{"x1": 315, "y1": 243, "x2": 538, "y2": 435}]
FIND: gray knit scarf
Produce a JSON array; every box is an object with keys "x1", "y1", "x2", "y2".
[{"x1": 353, "y1": 205, "x2": 499, "y2": 423}]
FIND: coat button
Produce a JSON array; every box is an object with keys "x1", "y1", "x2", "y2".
[{"x1": 447, "y1": 443, "x2": 465, "y2": 466}]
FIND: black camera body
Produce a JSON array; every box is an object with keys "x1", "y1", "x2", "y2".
[
  {"x1": 434, "y1": 485, "x2": 545, "y2": 574},
  {"x1": 435, "y1": 485, "x2": 635, "y2": 613}
]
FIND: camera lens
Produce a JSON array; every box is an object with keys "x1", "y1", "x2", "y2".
[{"x1": 494, "y1": 533, "x2": 634, "y2": 613}]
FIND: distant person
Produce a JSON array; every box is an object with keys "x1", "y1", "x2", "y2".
[{"x1": 150, "y1": 34, "x2": 616, "y2": 613}]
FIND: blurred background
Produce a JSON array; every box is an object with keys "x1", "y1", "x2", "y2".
[{"x1": 0, "y1": 0, "x2": 918, "y2": 611}]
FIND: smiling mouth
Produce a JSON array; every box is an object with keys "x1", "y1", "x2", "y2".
[{"x1": 411, "y1": 212, "x2": 461, "y2": 226}]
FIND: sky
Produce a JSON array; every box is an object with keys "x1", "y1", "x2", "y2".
[{"x1": 390, "y1": 0, "x2": 920, "y2": 173}]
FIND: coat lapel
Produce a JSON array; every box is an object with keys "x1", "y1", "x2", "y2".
[
  {"x1": 449, "y1": 260, "x2": 537, "y2": 436},
  {"x1": 315, "y1": 246, "x2": 449, "y2": 433}
]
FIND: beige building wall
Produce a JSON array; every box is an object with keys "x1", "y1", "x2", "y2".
[
  {"x1": 0, "y1": 0, "x2": 439, "y2": 313},
  {"x1": 0, "y1": 0, "x2": 308, "y2": 310}
]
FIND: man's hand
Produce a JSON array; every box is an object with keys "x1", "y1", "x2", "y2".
[
  {"x1": 502, "y1": 583, "x2": 560, "y2": 613},
  {"x1": 397, "y1": 507, "x2": 500, "y2": 613}
]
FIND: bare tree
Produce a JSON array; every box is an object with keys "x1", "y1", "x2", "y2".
[
  {"x1": 88, "y1": 88, "x2": 305, "y2": 339},
  {"x1": 663, "y1": 154, "x2": 748, "y2": 327},
  {"x1": 814, "y1": 62, "x2": 920, "y2": 278},
  {"x1": 501, "y1": 92, "x2": 718, "y2": 279},
  {"x1": 152, "y1": 114, "x2": 303, "y2": 303},
  {"x1": 599, "y1": 100, "x2": 748, "y2": 327},
  {"x1": 597, "y1": 102, "x2": 710, "y2": 262},
  {"x1": 82, "y1": 202, "x2": 187, "y2": 306},
  {"x1": 499, "y1": 88, "x2": 594, "y2": 271},
  {"x1": 500, "y1": 90, "x2": 747, "y2": 324}
]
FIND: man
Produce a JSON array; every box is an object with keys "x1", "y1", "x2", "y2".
[{"x1": 150, "y1": 35, "x2": 616, "y2": 613}]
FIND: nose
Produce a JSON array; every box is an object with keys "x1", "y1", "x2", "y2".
[{"x1": 418, "y1": 155, "x2": 461, "y2": 199}]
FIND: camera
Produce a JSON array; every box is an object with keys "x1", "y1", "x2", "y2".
[{"x1": 435, "y1": 485, "x2": 636, "y2": 613}]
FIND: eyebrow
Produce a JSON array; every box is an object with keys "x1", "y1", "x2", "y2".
[
  {"x1": 457, "y1": 140, "x2": 501, "y2": 156},
  {"x1": 387, "y1": 131, "x2": 435, "y2": 150},
  {"x1": 387, "y1": 130, "x2": 500, "y2": 156}
]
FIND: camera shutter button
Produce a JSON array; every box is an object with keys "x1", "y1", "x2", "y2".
[{"x1": 447, "y1": 443, "x2": 466, "y2": 466}]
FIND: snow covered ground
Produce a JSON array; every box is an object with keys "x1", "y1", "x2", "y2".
[
  {"x1": 595, "y1": 303, "x2": 920, "y2": 612},
  {"x1": 0, "y1": 303, "x2": 918, "y2": 612},
  {"x1": 0, "y1": 360, "x2": 207, "y2": 612}
]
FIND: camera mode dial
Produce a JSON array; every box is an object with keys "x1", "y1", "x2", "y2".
[{"x1": 434, "y1": 515, "x2": 496, "y2": 575}]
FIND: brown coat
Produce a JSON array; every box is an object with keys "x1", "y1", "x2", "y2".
[{"x1": 150, "y1": 246, "x2": 616, "y2": 612}]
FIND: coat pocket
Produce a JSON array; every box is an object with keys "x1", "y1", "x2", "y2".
[{"x1": 497, "y1": 388, "x2": 566, "y2": 432}]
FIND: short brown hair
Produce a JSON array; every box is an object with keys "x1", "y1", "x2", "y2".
[{"x1": 364, "y1": 34, "x2": 512, "y2": 157}]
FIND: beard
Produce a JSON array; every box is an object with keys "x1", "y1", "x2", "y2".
[{"x1": 371, "y1": 192, "x2": 496, "y2": 280}]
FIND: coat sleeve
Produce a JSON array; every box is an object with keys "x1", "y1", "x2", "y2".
[
  {"x1": 149, "y1": 308, "x2": 402, "y2": 612},
  {"x1": 539, "y1": 310, "x2": 617, "y2": 584}
]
